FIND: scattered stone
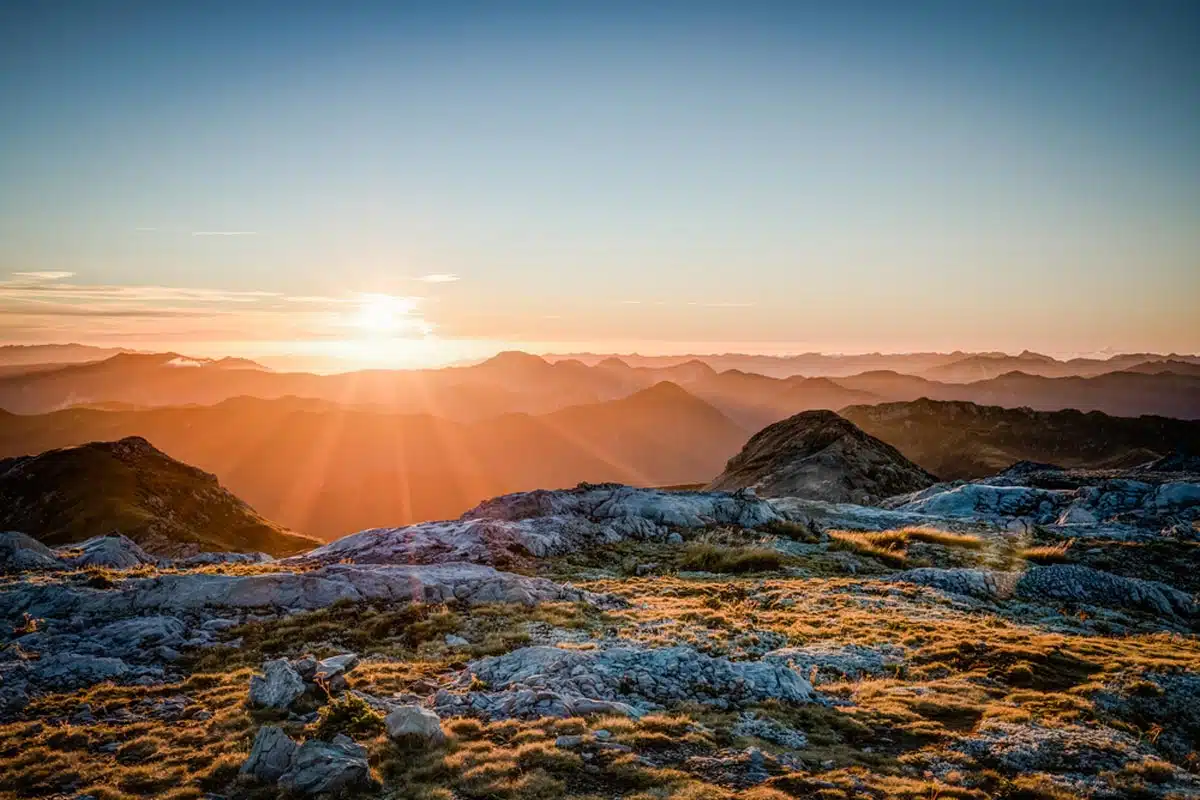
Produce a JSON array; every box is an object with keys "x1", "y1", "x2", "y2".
[
  {"x1": 239, "y1": 725, "x2": 297, "y2": 783},
  {"x1": 313, "y1": 653, "x2": 358, "y2": 692},
  {"x1": 249, "y1": 659, "x2": 305, "y2": 710},
  {"x1": 763, "y1": 642, "x2": 906, "y2": 682},
  {"x1": 278, "y1": 734, "x2": 375, "y2": 795},
  {"x1": 731, "y1": 711, "x2": 808, "y2": 749},
  {"x1": 384, "y1": 705, "x2": 446, "y2": 749},
  {"x1": 555, "y1": 734, "x2": 584, "y2": 748},
  {"x1": 444, "y1": 634, "x2": 470, "y2": 648}
]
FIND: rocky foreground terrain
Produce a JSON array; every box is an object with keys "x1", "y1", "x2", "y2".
[{"x1": 2, "y1": 451, "x2": 1200, "y2": 798}]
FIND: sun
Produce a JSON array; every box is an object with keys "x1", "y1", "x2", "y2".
[{"x1": 354, "y1": 293, "x2": 418, "y2": 333}]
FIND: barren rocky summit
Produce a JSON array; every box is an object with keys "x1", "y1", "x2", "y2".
[
  {"x1": 2, "y1": 440, "x2": 1200, "y2": 800},
  {"x1": 708, "y1": 409, "x2": 938, "y2": 503}
]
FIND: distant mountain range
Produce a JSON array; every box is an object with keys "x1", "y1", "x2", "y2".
[
  {"x1": 0, "y1": 386, "x2": 1194, "y2": 540},
  {"x1": 842, "y1": 399, "x2": 1200, "y2": 479},
  {"x1": 546, "y1": 350, "x2": 1200, "y2": 379},
  {"x1": 0, "y1": 343, "x2": 139, "y2": 366},
  {"x1": 0, "y1": 382, "x2": 748, "y2": 538},
  {"x1": 0, "y1": 436, "x2": 317, "y2": 556},
  {"x1": 0, "y1": 350, "x2": 1194, "y2": 425}
]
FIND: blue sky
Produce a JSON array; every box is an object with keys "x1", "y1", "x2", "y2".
[{"x1": 1, "y1": 1, "x2": 1197, "y2": 364}]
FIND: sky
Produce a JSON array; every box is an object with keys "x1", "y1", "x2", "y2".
[{"x1": 1, "y1": 0, "x2": 1198, "y2": 368}]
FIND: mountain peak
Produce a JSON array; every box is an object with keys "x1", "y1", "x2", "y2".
[{"x1": 707, "y1": 409, "x2": 936, "y2": 503}]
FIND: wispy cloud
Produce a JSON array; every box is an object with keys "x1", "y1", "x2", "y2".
[
  {"x1": 191, "y1": 231, "x2": 258, "y2": 237},
  {"x1": 0, "y1": 272, "x2": 438, "y2": 344},
  {"x1": 10, "y1": 271, "x2": 75, "y2": 282},
  {"x1": 415, "y1": 273, "x2": 459, "y2": 283}
]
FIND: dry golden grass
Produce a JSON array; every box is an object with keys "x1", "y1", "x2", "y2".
[
  {"x1": 827, "y1": 527, "x2": 987, "y2": 568},
  {"x1": 1020, "y1": 539, "x2": 1075, "y2": 564},
  {"x1": 678, "y1": 542, "x2": 787, "y2": 573}
]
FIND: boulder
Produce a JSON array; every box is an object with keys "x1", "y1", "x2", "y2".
[
  {"x1": 0, "y1": 531, "x2": 62, "y2": 572},
  {"x1": 278, "y1": 734, "x2": 374, "y2": 795},
  {"x1": 92, "y1": 615, "x2": 188, "y2": 656},
  {"x1": 239, "y1": 725, "x2": 297, "y2": 783},
  {"x1": 384, "y1": 705, "x2": 446, "y2": 749},
  {"x1": 31, "y1": 653, "x2": 132, "y2": 690},
  {"x1": 249, "y1": 659, "x2": 306, "y2": 710},
  {"x1": 55, "y1": 534, "x2": 156, "y2": 569}
]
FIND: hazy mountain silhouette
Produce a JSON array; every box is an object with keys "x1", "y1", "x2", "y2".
[
  {"x1": 0, "y1": 350, "x2": 1195, "y2": 421},
  {"x1": 0, "y1": 343, "x2": 137, "y2": 367}
]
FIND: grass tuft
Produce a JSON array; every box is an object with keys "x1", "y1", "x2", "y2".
[{"x1": 678, "y1": 542, "x2": 785, "y2": 574}]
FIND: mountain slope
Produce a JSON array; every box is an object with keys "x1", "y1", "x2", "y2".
[
  {"x1": 0, "y1": 387, "x2": 750, "y2": 538},
  {"x1": 0, "y1": 437, "x2": 317, "y2": 556},
  {"x1": 841, "y1": 398, "x2": 1200, "y2": 479},
  {"x1": 707, "y1": 410, "x2": 937, "y2": 503}
]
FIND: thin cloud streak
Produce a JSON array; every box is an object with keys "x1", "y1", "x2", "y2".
[{"x1": 190, "y1": 231, "x2": 258, "y2": 236}]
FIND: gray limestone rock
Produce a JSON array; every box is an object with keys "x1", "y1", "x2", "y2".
[
  {"x1": 0, "y1": 531, "x2": 62, "y2": 572},
  {"x1": 249, "y1": 658, "x2": 306, "y2": 710},
  {"x1": 239, "y1": 725, "x2": 297, "y2": 783},
  {"x1": 55, "y1": 534, "x2": 156, "y2": 569},
  {"x1": 436, "y1": 644, "x2": 813, "y2": 720},
  {"x1": 278, "y1": 734, "x2": 375, "y2": 795},
  {"x1": 384, "y1": 705, "x2": 445, "y2": 749}
]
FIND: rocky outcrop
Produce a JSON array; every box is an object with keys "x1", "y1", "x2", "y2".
[
  {"x1": 299, "y1": 484, "x2": 780, "y2": 567},
  {"x1": 0, "y1": 562, "x2": 613, "y2": 620},
  {"x1": 708, "y1": 410, "x2": 937, "y2": 504},
  {"x1": 955, "y1": 720, "x2": 1196, "y2": 792},
  {"x1": 55, "y1": 533, "x2": 157, "y2": 569},
  {"x1": 435, "y1": 645, "x2": 814, "y2": 720},
  {"x1": 0, "y1": 563, "x2": 610, "y2": 712},
  {"x1": 1018, "y1": 565, "x2": 1195, "y2": 619},
  {"x1": 0, "y1": 531, "x2": 62, "y2": 572},
  {"x1": 887, "y1": 474, "x2": 1200, "y2": 538},
  {"x1": 894, "y1": 565, "x2": 1195, "y2": 619}
]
